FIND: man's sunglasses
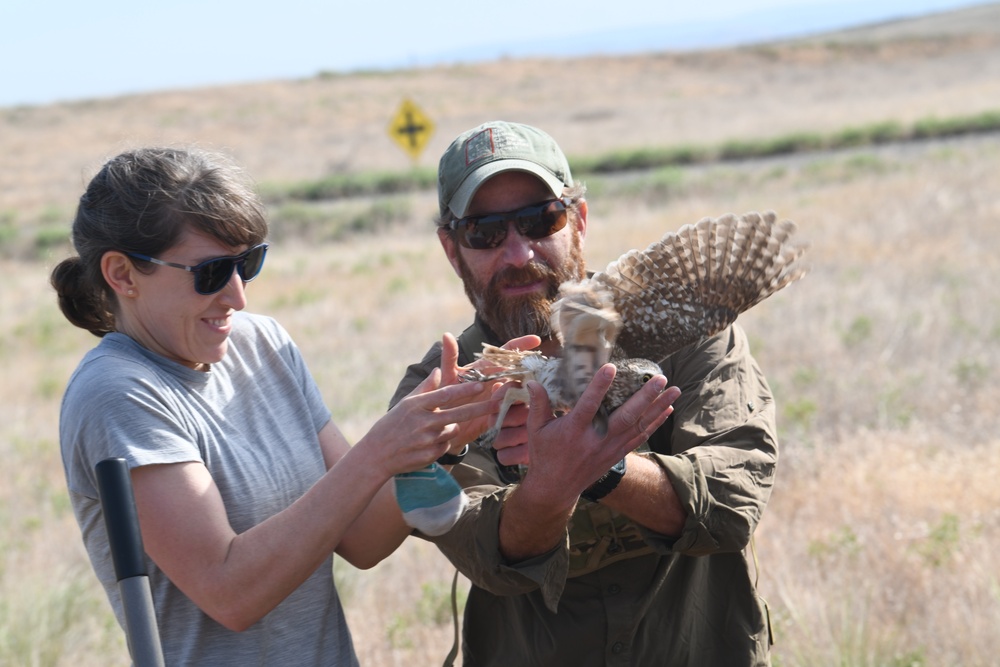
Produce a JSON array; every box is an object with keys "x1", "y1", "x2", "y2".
[
  {"x1": 449, "y1": 199, "x2": 570, "y2": 250},
  {"x1": 126, "y1": 243, "x2": 269, "y2": 295}
]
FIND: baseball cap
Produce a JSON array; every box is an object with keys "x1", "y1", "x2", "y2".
[{"x1": 438, "y1": 121, "x2": 573, "y2": 219}]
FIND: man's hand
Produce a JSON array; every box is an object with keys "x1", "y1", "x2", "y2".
[
  {"x1": 497, "y1": 364, "x2": 680, "y2": 562},
  {"x1": 520, "y1": 364, "x2": 678, "y2": 506}
]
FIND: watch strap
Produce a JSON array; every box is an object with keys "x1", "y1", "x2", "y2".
[
  {"x1": 437, "y1": 443, "x2": 470, "y2": 466},
  {"x1": 581, "y1": 457, "x2": 627, "y2": 502}
]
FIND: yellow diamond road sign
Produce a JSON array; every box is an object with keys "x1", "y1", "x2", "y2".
[{"x1": 388, "y1": 98, "x2": 434, "y2": 161}]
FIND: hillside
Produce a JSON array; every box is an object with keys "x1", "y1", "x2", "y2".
[
  {"x1": 2, "y1": 5, "x2": 1000, "y2": 666},
  {"x1": 2, "y1": 3, "x2": 999, "y2": 223}
]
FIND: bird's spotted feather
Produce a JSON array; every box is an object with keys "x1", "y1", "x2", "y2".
[
  {"x1": 591, "y1": 210, "x2": 808, "y2": 361},
  {"x1": 465, "y1": 210, "x2": 808, "y2": 444}
]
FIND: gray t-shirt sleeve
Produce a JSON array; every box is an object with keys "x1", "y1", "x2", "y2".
[{"x1": 60, "y1": 348, "x2": 203, "y2": 500}]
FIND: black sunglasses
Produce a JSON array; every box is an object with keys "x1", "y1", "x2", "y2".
[
  {"x1": 449, "y1": 199, "x2": 570, "y2": 250},
  {"x1": 126, "y1": 243, "x2": 269, "y2": 295}
]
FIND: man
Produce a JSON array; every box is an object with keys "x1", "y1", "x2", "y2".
[{"x1": 390, "y1": 121, "x2": 777, "y2": 666}]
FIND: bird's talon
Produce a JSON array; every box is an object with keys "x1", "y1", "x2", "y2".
[
  {"x1": 460, "y1": 369, "x2": 487, "y2": 383},
  {"x1": 477, "y1": 429, "x2": 499, "y2": 450}
]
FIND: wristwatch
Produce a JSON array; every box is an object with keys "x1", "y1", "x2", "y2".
[
  {"x1": 581, "y1": 457, "x2": 627, "y2": 502},
  {"x1": 436, "y1": 443, "x2": 470, "y2": 466}
]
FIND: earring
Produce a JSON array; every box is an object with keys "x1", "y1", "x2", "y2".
[{"x1": 127, "y1": 289, "x2": 135, "y2": 296}]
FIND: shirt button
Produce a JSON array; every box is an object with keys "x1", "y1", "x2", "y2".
[
  {"x1": 608, "y1": 584, "x2": 621, "y2": 595},
  {"x1": 612, "y1": 642, "x2": 625, "y2": 654}
]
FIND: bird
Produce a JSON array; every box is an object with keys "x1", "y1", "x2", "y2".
[{"x1": 463, "y1": 210, "x2": 809, "y2": 444}]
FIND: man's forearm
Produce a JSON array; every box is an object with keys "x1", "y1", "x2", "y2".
[
  {"x1": 599, "y1": 453, "x2": 686, "y2": 537},
  {"x1": 497, "y1": 475, "x2": 577, "y2": 562}
]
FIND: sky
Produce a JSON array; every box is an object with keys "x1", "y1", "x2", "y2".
[{"x1": 0, "y1": 0, "x2": 990, "y2": 108}]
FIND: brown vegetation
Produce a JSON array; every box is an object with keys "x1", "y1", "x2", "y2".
[{"x1": 2, "y1": 4, "x2": 999, "y2": 665}]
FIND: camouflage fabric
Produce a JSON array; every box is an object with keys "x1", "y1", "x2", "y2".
[{"x1": 566, "y1": 500, "x2": 655, "y2": 578}]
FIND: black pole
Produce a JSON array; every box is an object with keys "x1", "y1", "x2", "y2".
[{"x1": 96, "y1": 457, "x2": 165, "y2": 667}]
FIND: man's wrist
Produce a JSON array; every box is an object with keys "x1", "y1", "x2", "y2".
[{"x1": 581, "y1": 457, "x2": 627, "y2": 502}]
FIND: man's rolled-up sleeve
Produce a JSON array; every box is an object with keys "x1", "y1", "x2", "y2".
[
  {"x1": 643, "y1": 324, "x2": 779, "y2": 556},
  {"x1": 421, "y1": 461, "x2": 571, "y2": 612}
]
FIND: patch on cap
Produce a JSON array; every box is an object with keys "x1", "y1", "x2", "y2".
[
  {"x1": 465, "y1": 127, "x2": 535, "y2": 167},
  {"x1": 464, "y1": 128, "x2": 496, "y2": 165},
  {"x1": 438, "y1": 121, "x2": 573, "y2": 219}
]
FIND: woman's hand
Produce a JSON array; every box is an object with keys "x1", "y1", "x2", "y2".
[
  {"x1": 358, "y1": 363, "x2": 493, "y2": 477},
  {"x1": 434, "y1": 332, "x2": 541, "y2": 457}
]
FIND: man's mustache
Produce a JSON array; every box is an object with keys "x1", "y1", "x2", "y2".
[{"x1": 490, "y1": 262, "x2": 558, "y2": 293}]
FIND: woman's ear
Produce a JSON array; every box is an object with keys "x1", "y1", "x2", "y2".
[{"x1": 101, "y1": 250, "x2": 138, "y2": 297}]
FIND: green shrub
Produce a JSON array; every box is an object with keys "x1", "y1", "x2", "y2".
[{"x1": 256, "y1": 108, "x2": 1000, "y2": 207}]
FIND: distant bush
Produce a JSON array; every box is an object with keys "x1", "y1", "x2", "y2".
[
  {"x1": 0, "y1": 210, "x2": 17, "y2": 245},
  {"x1": 574, "y1": 145, "x2": 709, "y2": 173},
  {"x1": 229, "y1": 107, "x2": 1000, "y2": 248},
  {"x1": 912, "y1": 110, "x2": 1000, "y2": 139},
  {"x1": 229, "y1": 108, "x2": 1000, "y2": 207},
  {"x1": 33, "y1": 225, "x2": 71, "y2": 257},
  {"x1": 864, "y1": 120, "x2": 908, "y2": 144},
  {"x1": 268, "y1": 196, "x2": 413, "y2": 243},
  {"x1": 269, "y1": 167, "x2": 436, "y2": 202}
]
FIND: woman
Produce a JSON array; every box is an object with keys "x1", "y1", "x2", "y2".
[{"x1": 51, "y1": 147, "x2": 493, "y2": 665}]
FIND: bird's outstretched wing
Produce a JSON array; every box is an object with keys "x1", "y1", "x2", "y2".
[
  {"x1": 583, "y1": 210, "x2": 808, "y2": 362},
  {"x1": 465, "y1": 210, "x2": 807, "y2": 445}
]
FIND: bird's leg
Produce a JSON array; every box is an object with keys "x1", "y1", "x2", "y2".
[
  {"x1": 479, "y1": 385, "x2": 530, "y2": 449},
  {"x1": 459, "y1": 368, "x2": 488, "y2": 382},
  {"x1": 460, "y1": 366, "x2": 532, "y2": 383}
]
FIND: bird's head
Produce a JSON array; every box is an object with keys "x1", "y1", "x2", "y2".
[
  {"x1": 606, "y1": 358, "x2": 664, "y2": 412},
  {"x1": 588, "y1": 357, "x2": 664, "y2": 436}
]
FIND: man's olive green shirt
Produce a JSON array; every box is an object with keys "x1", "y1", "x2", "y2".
[{"x1": 390, "y1": 318, "x2": 776, "y2": 666}]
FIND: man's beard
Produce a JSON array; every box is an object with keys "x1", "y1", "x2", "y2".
[{"x1": 456, "y1": 231, "x2": 586, "y2": 342}]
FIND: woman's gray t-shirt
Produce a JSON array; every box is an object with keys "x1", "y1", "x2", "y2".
[{"x1": 60, "y1": 312, "x2": 358, "y2": 666}]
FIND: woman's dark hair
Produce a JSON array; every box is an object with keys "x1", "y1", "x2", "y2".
[{"x1": 50, "y1": 147, "x2": 268, "y2": 336}]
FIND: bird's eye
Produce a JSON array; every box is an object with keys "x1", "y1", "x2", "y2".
[{"x1": 641, "y1": 373, "x2": 654, "y2": 383}]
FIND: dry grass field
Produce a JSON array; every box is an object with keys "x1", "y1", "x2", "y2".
[{"x1": 2, "y1": 4, "x2": 1000, "y2": 665}]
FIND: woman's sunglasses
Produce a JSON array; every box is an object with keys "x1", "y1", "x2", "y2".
[
  {"x1": 126, "y1": 243, "x2": 269, "y2": 295},
  {"x1": 449, "y1": 199, "x2": 570, "y2": 250}
]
